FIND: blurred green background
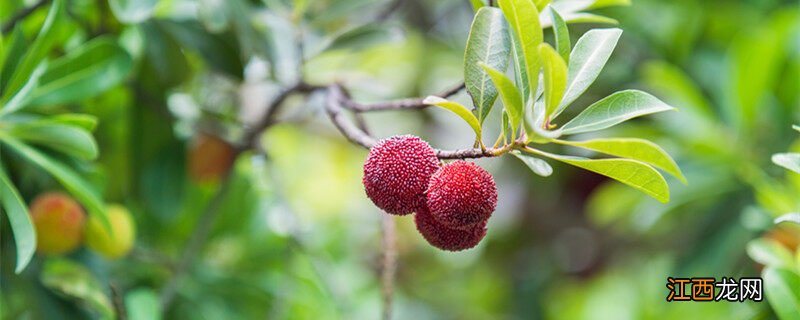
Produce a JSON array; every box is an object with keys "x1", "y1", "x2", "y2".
[{"x1": 1, "y1": 0, "x2": 799, "y2": 319}]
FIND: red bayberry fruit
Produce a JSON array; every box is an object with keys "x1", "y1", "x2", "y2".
[
  {"x1": 363, "y1": 135, "x2": 440, "y2": 215},
  {"x1": 415, "y1": 206, "x2": 486, "y2": 251},
  {"x1": 426, "y1": 160, "x2": 497, "y2": 230}
]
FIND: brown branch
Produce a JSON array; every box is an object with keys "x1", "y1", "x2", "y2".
[
  {"x1": 2, "y1": 0, "x2": 49, "y2": 34},
  {"x1": 345, "y1": 82, "x2": 465, "y2": 112},
  {"x1": 326, "y1": 83, "x2": 506, "y2": 159},
  {"x1": 380, "y1": 215, "x2": 397, "y2": 320},
  {"x1": 241, "y1": 82, "x2": 323, "y2": 151}
]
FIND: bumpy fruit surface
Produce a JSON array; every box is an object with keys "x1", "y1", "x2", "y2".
[
  {"x1": 426, "y1": 160, "x2": 497, "y2": 229},
  {"x1": 415, "y1": 206, "x2": 486, "y2": 251},
  {"x1": 363, "y1": 135, "x2": 440, "y2": 215},
  {"x1": 188, "y1": 132, "x2": 236, "y2": 183},
  {"x1": 29, "y1": 193, "x2": 86, "y2": 255},
  {"x1": 85, "y1": 204, "x2": 136, "y2": 259}
]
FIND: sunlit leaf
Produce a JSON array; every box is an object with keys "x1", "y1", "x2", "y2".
[
  {"x1": 747, "y1": 238, "x2": 795, "y2": 269},
  {"x1": 561, "y1": 90, "x2": 674, "y2": 135},
  {"x1": 29, "y1": 38, "x2": 133, "y2": 106},
  {"x1": 554, "y1": 28, "x2": 622, "y2": 117},
  {"x1": 773, "y1": 153, "x2": 800, "y2": 174},
  {"x1": 499, "y1": 0, "x2": 542, "y2": 103},
  {"x1": 480, "y1": 63, "x2": 522, "y2": 136},
  {"x1": 550, "y1": 8, "x2": 571, "y2": 63},
  {"x1": 424, "y1": 96, "x2": 482, "y2": 141},
  {"x1": 526, "y1": 148, "x2": 669, "y2": 202},
  {"x1": 0, "y1": 165, "x2": 36, "y2": 274},
  {"x1": 556, "y1": 138, "x2": 686, "y2": 183},
  {"x1": 534, "y1": 0, "x2": 552, "y2": 11},
  {"x1": 464, "y1": 7, "x2": 511, "y2": 123},
  {"x1": 469, "y1": 0, "x2": 484, "y2": 12},
  {"x1": 511, "y1": 151, "x2": 552, "y2": 177},
  {"x1": 0, "y1": 61, "x2": 47, "y2": 116},
  {"x1": 763, "y1": 267, "x2": 800, "y2": 320},
  {"x1": 539, "y1": 43, "x2": 567, "y2": 120},
  {"x1": 774, "y1": 213, "x2": 800, "y2": 225},
  {"x1": 41, "y1": 259, "x2": 114, "y2": 318}
]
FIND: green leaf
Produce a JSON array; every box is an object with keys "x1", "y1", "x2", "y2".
[
  {"x1": 28, "y1": 37, "x2": 133, "y2": 106},
  {"x1": 2, "y1": 0, "x2": 64, "y2": 103},
  {"x1": 46, "y1": 114, "x2": 99, "y2": 131},
  {"x1": 423, "y1": 96, "x2": 482, "y2": 141},
  {"x1": 526, "y1": 148, "x2": 670, "y2": 202},
  {"x1": 774, "y1": 213, "x2": 800, "y2": 225},
  {"x1": 0, "y1": 165, "x2": 36, "y2": 274},
  {"x1": 158, "y1": 20, "x2": 244, "y2": 78},
  {"x1": 773, "y1": 153, "x2": 800, "y2": 174},
  {"x1": 511, "y1": 150, "x2": 552, "y2": 177},
  {"x1": 126, "y1": 289, "x2": 162, "y2": 320},
  {"x1": 587, "y1": 0, "x2": 632, "y2": 9},
  {"x1": 550, "y1": 8, "x2": 571, "y2": 64},
  {"x1": 554, "y1": 28, "x2": 622, "y2": 117},
  {"x1": 0, "y1": 137, "x2": 109, "y2": 231},
  {"x1": 748, "y1": 238, "x2": 795, "y2": 269},
  {"x1": 9, "y1": 122, "x2": 98, "y2": 160},
  {"x1": 793, "y1": 125, "x2": 800, "y2": 133},
  {"x1": 561, "y1": 90, "x2": 674, "y2": 135},
  {"x1": 0, "y1": 61, "x2": 47, "y2": 116},
  {"x1": 464, "y1": 7, "x2": 511, "y2": 124},
  {"x1": 556, "y1": 138, "x2": 686, "y2": 184},
  {"x1": 502, "y1": 110, "x2": 510, "y2": 143},
  {"x1": 1, "y1": 27, "x2": 28, "y2": 95},
  {"x1": 469, "y1": 0, "x2": 484, "y2": 12},
  {"x1": 539, "y1": 43, "x2": 567, "y2": 120},
  {"x1": 41, "y1": 259, "x2": 115, "y2": 318},
  {"x1": 763, "y1": 267, "x2": 800, "y2": 320},
  {"x1": 480, "y1": 63, "x2": 522, "y2": 136},
  {"x1": 499, "y1": 0, "x2": 542, "y2": 103},
  {"x1": 534, "y1": 0, "x2": 552, "y2": 11},
  {"x1": 109, "y1": 0, "x2": 158, "y2": 24}
]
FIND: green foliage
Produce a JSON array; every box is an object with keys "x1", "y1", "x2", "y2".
[{"x1": 464, "y1": 7, "x2": 511, "y2": 124}]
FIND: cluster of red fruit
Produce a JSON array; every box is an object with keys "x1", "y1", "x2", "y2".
[{"x1": 363, "y1": 135, "x2": 497, "y2": 251}]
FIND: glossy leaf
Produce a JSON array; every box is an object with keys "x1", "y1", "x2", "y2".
[
  {"x1": 9, "y1": 122, "x2": 98, "y2": 160},
  {"x1": 0, "y1": 165, "x2": 36, "y2": 274},
  {"x1": 540, "y1": 12, "x2": 619, "y2": 27},
  {"x1": 0, "y1": 61, "x2": 47, "y2": 116},
  {"x1": 773, "y1": 153, "x2": 800, "y2": 174},
  {"x1": 763, "y1": 267, "x2": 800, "y2": 320},
  {"x1": 747, "y1": 238, "x2": 795, "y2": 269},
  {"x1": 41, "y1": 259, "x2": 114, "y2": 318},
  {"x1": 555, "y1": 28, "x2": 622, "y2": 117},
  {"x1": 793, "y1": 125, "x2": 800, "y2": 133},
  {"x1": 2, "y1": 0, "x2": 63, "y2": 103},
  {"x1": 534, "y1": 0, "x2": 552, "y2": 11},
  {"x1": 774, "y1": 213, "x2": 800, "y2": 225},
  {"x1": 424, "y1": 96, "x2": 482, "y2": 141},
  {"x1": 499, "y1": 0, "x2": 542, "y2": 102},
  {"x1": 550, "y1": 8, "x2": 571, "y2": 63},
  {"x1": 527, "y1": 149, "x2": 670, "y2": 202},
  {"x1": 464, "y1": 7, "x2": 511, "y2": 123},
  {"x1": 557, "y1": 138, "x2": 686, "y2": 183},
  {"x1": 480, "y1": 63, "x2": 522, "y2": 135},
  {"x1": 0, "y1": 27, "x2": 28, "y2": 96},
  {"x1": 109, "y1": 0, "x2": 158, "y2": 24},
  {"x1": 511, "y1": 151, "x2": 553, "y2": 177},
  {"x1": 1, "y1": 137, "x2": 110, "y2": 231},
  {"x1": 539, "y1": 43, "x2": 567, "y2": 120},
  {"x1": 29, "y1": 38, "x2": 133, "y2": 106},
  {"x1": 46, "y1": 114, "x2": 99, "y2": 131},
  {"x1": 561, "y1": 90, "x2": 674, "y2": 135}
]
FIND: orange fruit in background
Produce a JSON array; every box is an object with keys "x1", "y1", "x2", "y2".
[
  {"x1": 29, "y1": 192, "x2": 86, "y2": 255},
  {"x1": 188, "y1": 132, "x2": 236, "y2": 183},
  {"x1": 764, "y1": 223, "x2": 800, "y2": 252},
  {"x1": 85, "y1": 204, "x2": 136, "y2": 259}
]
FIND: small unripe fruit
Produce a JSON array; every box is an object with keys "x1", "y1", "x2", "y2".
[
  {"x1": 426, "y1": 160, "x2": 497, "y2": 230},
  {"x1": 85, "y1": 204, "x2": 136, "y2": 259},
  {"x1": 363, "y1": 135, "x2": 440, "y2": 215},
  {"x1": 415, "y1": 206, "x2": 486, "y2": 251},
  {"x1": 188, "y1": 132, "x2": 236, "y2": 183},
  {"x1": 29, "y1": 193, "x2": 86, "y2": 255}
]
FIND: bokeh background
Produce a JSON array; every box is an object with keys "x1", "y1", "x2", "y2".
[{"x1": 1, "y1": 0, "x2": 799, "y2": 319}]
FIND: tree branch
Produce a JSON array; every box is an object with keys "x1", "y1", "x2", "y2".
[
  {"x1": 344, "y1": 82, "x2": 465, "y2": 112},
  {"x1": 2, "y1": 0, "x2": 49, "y2": 34},
  {"x1": 241, "y1": 82, "x2": 323, "y2": 151},
  {"x1": 325, "y1": 83, "x2": 505, "y2": 159},
  {"x1": 380, "y1": 215, "x2": 397, "y2": 320}
]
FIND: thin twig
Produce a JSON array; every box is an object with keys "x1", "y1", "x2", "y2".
[
  {"x1": 326, "y1": 84, "x2": 508, "y2": 159},
  {"x1": 345, "y1": 82, "x2": 465, "y2": 112},
  {"x1": 380, "y1": 215, "x2": 397, "y2": 320},
  {"x1": 2, "y1": 0, "x2": 49, "y2": 34},
  {"x1": 241, "y1": 82, "x2": 323, "y2": 151}
]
